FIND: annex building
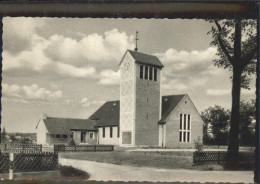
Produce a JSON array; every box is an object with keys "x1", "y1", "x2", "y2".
[{"x1": 36, "y1": 50, "x2": 203, "y2": 148}]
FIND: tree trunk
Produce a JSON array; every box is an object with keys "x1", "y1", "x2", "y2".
[
  {"x1": 228, "y1": 66, "x2": 242, "y2": 158},
  {"x1": 227, "y1": 19, "x2": 242, "y2": 162}
]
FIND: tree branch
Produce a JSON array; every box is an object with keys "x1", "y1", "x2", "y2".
[
  {"x1": 241, "y1": 47, "x2": 257, "y2": 70},
  {"x1": 214, "y1": 20, "x2": 234, "y2": 65}
]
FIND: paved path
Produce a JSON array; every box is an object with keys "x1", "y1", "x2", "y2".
[{"x1": 59, "y1": 158, "x2": 254, "y2": 183}]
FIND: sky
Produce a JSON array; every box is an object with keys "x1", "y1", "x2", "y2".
[{"x1": 1, "y1": 17, "x2": 256, "y2": 133}]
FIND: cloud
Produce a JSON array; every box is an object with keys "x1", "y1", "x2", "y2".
[
  {"x1": 56, "y1": 62, "x2": 97, "y2": 78},
  {"x1": 3, "y1": 25, "x2": 134, "y2": 84},
  {"x1": 79, "y1": 98, "x2": 90, "y2": 107},
  {"x1": 162, "y1": 79, "x2": 188, "y2": 91},
  {"x1": 3, "y1": 17, "x2": 46, "y2": 54},
  {"x1": 45, "y1": 29, "x2": 134, "y2": 68},
  {"x1": 206, "y1": 89, "x2": 230, "y2": 96},
  {"x1": 2, "y1": 83, "x2": 62, "y2": 102},
  {"x1": 3, "y1": 35, "x2": 51, "y2": 71},
  {"x1": 79, "y1": 98, "x2": 105, "y2": 107},
  {"x1": 98, "y1": 69, "x2": 120, "y2": 85},
  {"x1": 157, "y1": 47, "x2": 217, "y2": 93}
]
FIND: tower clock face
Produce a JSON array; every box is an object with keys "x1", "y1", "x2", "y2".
[{"x1": 124, "y1": 62, "x2": 130, "y2": 70}]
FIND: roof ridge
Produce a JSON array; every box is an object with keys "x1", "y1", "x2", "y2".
[
  {"x1": 162, "y1": 94, "x2": 186, "y2": 97},
  {"x1": 105, "y1": 100, "x2": 119, "y2": 103},
  {"x1": 128, "y1": 49, "x2": 156, "y2": 57},
  {"x1": 46, "y1": 116, "x2": 90, "y2": 121}
]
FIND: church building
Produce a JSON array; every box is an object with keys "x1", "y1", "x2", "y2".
[{"x1": 36, "y1": 49, "x2": 203, "y2": 148}]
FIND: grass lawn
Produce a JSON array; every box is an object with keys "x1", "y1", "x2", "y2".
[{"x1": 59, "y1": 151, "x2": 223, "y2": 170}]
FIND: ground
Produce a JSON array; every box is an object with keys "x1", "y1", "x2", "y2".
[
  {"x1": 59, "y1": 157, "x2": 254, "y2": 182},
  {"x1": 59, "y1": 148, "x2": 254, "y2": 170},
  {"x1": 60, "y1": 151, "x2": 196, "y2": 170}
]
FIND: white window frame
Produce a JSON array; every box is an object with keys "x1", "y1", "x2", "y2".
[{"x1": 179, "y1": 114, "x2": 191, "y2": 143}]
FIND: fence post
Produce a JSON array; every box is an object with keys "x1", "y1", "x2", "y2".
[
  {"x1": 40, "y1": 144, "x2": 42, "y2": 152},
  {"x1": 9, "y1": 152, "x2": 14, "y2": 180},
  {"x1": 5, "y1": 143, "x2": 7, "y2": 151},
  {"x1": 218, "y1": 152, "x2": 220, "y2": 164}
]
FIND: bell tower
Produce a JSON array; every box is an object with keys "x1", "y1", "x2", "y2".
[{"x1": 119, "y1": 35, "x2": 163, "y2": 147}]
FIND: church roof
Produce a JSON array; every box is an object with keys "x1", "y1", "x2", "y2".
[
  {"x1": 89, "y1": 100, "x2": 120, "y2": 127},
  {"x1": 88, "y1": 94, "x2": 186, "y2": 126},
  {"x1": 41, "y1": 94, "x2": 186, "y2": 132},
  {"x1": 43, "y1": 117, "x2": 97, "y2": 134},
  {"x1": 119, "y1": 50, "x2": 164, "y2": 68},
  {"x1": 159, "y1": 94, "x2": 186, "y2": 124}
]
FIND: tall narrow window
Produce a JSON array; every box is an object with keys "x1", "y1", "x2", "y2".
[
  {"x1": 184, "y1": 114, "x2": 186, "y2": 130},
  {"x1": 188, "y1": 115, "x2": 190, "y2": 130},
  {"x1": 180, "y1": 114, "x2": 183, "y2": 130},
  {"x1": 154, "y1": 68, "x2": 157, "y2": 81},
  {"x1": 144, "y1": 66, "x2": 148, "y2": 79},
  {"x1": 110, "y1": 127, "x2": 113, "y2": 138},
  {"x1": 140, "y1": 65, "x2": 144, "y2": 79},
  {"x1": 179, "y1": 114, "x2": 191, "y2": 143},
  {"x1": 179, "y1": 131, "x2": 182, "y2": 142},
  {"x1": 149, "y1": 67, "x2": 153, "y2": 80},
  {"x1": 103, "y1": 127, "x2": 105, "y2": 138},
  {"x1": 117, "y1": 126, "x2": 120, "y2": 138}
]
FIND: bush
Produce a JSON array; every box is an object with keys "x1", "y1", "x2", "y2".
[
  {"x1": 69, "y1": 140, "x2": 76, "y2": 146},
  {"x1": 194, "y1": 137, "x2": 204, "y2": 152},
  {"x1": 59, "y1": 165, "x2": 90, "y2": 179}
]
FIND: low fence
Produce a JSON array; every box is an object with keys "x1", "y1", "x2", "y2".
[
  {"x1": 0, "y1": 143, "x2": 42, "y2": 153},
  {"x1": 0, "y1": 151, "x2": 58, "y2": 174},
  {"x1": 54, "y1": 144, "x2": 114, "y2": 152},
  {"x1": 193, "y1": 151, "x2": 254, "y2": 165}
]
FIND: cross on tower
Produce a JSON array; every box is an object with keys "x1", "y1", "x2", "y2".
[{"x1": 135, "y1": 31, "x2": 139, "y2": 52}]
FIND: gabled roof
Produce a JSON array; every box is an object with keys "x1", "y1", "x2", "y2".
[
  {"x1": 119, "y1": 50, "x2": 164, "y2": 68},
  {"x1": 88, "y1": 95, "x2": 186, "y2": 126},
  {"x1": 88, "y1": 100, "x2": 120, "y2": 127},
  {"x1": 159, "y1": 94, "x2": 186, "y2": 124},
  {"x1": 43, "y1": 117, "x2": 97, "y2": 134}
]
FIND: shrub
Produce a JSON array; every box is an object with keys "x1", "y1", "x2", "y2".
[
  {"x1": 194, "y1": 136, "x2": 204, "y2": 152},
  {"x1": 69, "y1": 140, "x2": 76, "y2": 146},
  {"x1": 59, "y1": 165, "x2": 90, "y2": 179}
]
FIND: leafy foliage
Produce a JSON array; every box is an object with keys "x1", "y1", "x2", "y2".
[
  {"x1": 202, "y1": 101, "x2": 256, "y2": 147},
  {"x1": 207, "y1": 19, "x2": 257, "y2": 155},
  {"x1": 1, "y1": 127, "x2": 7, "y2": 143},
  {"x1": 240, "y1": 99, "x2": 256, "y2": 146},
  {"x1": 207, "y1": 19, "x2": 257, "y2": 89},
  {"x1": 194, "y1": 136, "x2": 204, "y2": 152},
  {"x1": 201, "y1": 105, "x2": 230, "y2": 146}
]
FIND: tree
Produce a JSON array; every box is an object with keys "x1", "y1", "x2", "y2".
[
  {"x1": 201, "y1": 105, "x2": 230, "y2": 147},
  {"x1": 208, "y1": 19, "x2": 257, "y2": 157},
  {"x1": 1, "y1": 127, "x2": 7, "y2": 143},
  {"x1": 240, "y1": 99, "x2": 256, "y2": 146}
]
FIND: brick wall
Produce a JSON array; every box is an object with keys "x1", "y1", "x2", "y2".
[
  {"x1": 164, "y1": 95, "x2": 203, "y2": 148},
  {"x1": 134, "y1": 63, "x2": 161, "y2": 146}
]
